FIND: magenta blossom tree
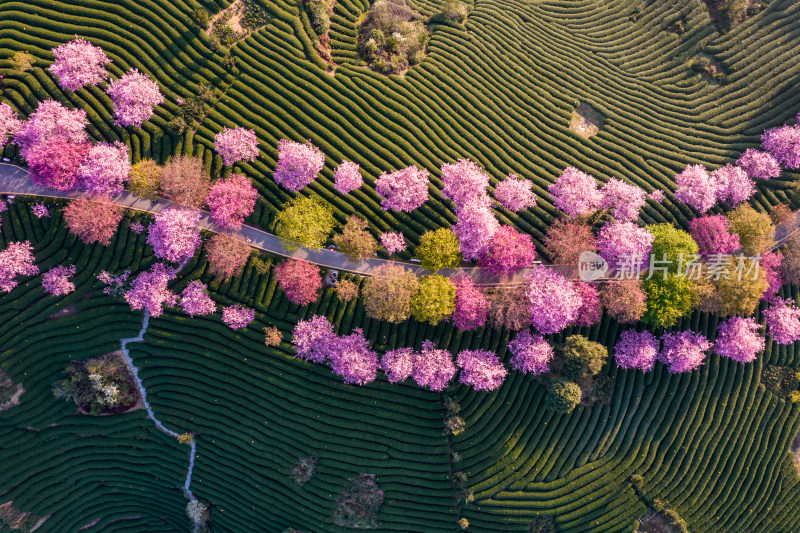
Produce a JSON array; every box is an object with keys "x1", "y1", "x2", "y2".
[
  {"x1": 25, "y1": 136, "x2": 90, "y2": 191},
  {"x1": 147, "y1": 208, "x2": 201, "y2": 263},
  {"x1": 328, "y1": 328, "x2": 379, "y2": 385},
  {"x1": 441, "y1": 159, "x2": 490, "y2": 209},
  {"x1": 293, "y1": 315, "x2": 336, "y2": 363},
  {"x1": 507, "y1": 330, "x2": 553, "y2": 375},
  {"x1": 614, "y1": 330, "x2": 659, "y2": 372},
  {"x1": 763, "y1": 298, "x2": 800, "y2": 345},
  {"x1": 456, "y1": 349, "x2": 507, "y2": 391},
  {"x1": 49, "y1": 38, "x2": 111, "y2": 92},
  {"x1": 13, "y1": 100, "x2": 88, "y2": 156},
  {"x1": 106, "y1": 68, "x2": 164, "y2": 127},
  {"x1": 381, "y1": 347, "x2": 415, "y2": 383},
  {"x1": 205, "y1": 173, "x2": 258, "y2": 230},
  {"x1": 762, "y1": 124, "x2": 800, "y2": 169},
  {"x1": 675, "y1": 164, "x2": 717, "y2": 212},
  {"x1": 380, "y1": 232, "x2": 407, "y2": 254},
  {"x1": 736, "y1": 149, "x2": 781, "y2": 180},
  {"x1": 451, "y1": 275, "x2": 489, "y2": 330},
  {"x1": 689, "y1": 215, "x2": 740, "y2": 258},
  {"x1": 222, "y1": 304, "x2": 255, "y2": 330},
  {"x1": 0, "y1": 103, "x2": 22, "y2": 151},
  {"x1": 711, "y1": 164, "x2": 755, "y2": 207},
  {"x1": 0, "y1": 241, "x2": 38, "y2": 292},
  {"x1": 494, "y1": 173, "x2": 536, "y2": 212},
  {"x1": 77, "y1": 141, "x2": 132, "y2": 197},
  {"x1": 412, "y1": 340, "x2": 456, "y2": 391},
  {"x1": 42, "y1": 264, "x2": 77, "y2": 296},
  {"x1": 713, "y1": 317, "x2": 765, "y2": 363},
  {"x1": 478, "y1": 226, "x2": 536, "y2": 278},
  {"x1": 525, "y1": 265, "x2": 583, "y2": 334},
  {"x1": 596, "y1": 221, "x2": 654, "y2": 271},
  {"x1": 214, "y1": 127, "x2": 259, "y2": 166},
  {"x1": 274, "y1": 259, "x2": 322, "y2": 306},
  {"x1": 273, "y1": 139, "x2": 325, "y2": 192},
  {"x1": 179, "y1": 280, "x2": 216, "y2": 317},
  {"x1": 31, "y1": 203, "x2": 49, "y2": 219},
  {"x1": 548, "y1": 167, "x2": 602, "y2": 217},
  {"x1": 760, "y1": 251, "x2": 783, "y2": 301},
  {"x1": 376, "y1": 166, "x2": 429, "y2": 212},
  {"x1": 574, "y1": 282, "x2": 602, "y2": 327},
  {"x1": 659, "y1": 331, "x2": 711, "y2": 373},
  {"x1": 601, "y1": 177, "x2": 646, "y2": 222},
  {"x1": 333, "y1": 160, "x2": 363, "y2": 194},
  {"x1": 452, "y1": 196, "x2": 500, "y2": 261},
  {"x1": 123, "y1": 263, "x2": 177, "y2": 317}
]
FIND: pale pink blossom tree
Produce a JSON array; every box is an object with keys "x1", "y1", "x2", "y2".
[
  {"x1": 42, "y1": 264, "x2": 77, "y2": 296},
  {"x1": 106, "y1": 68, "x2": 164, "y2": 127},
  {"x1": 478, "y1": 226, "x2": 536, "y2": 278},
  {"x1": 214, "y1": 127, "x2": 259, "y2": 166},
  {"x1": 147, "y1": 208, "x2": 201, "y2": 263},
  {"x1": 441, "y1": 159, "x2": 490, "y2": 209},
  {"x1": 762, "y1": 124, "x2": 800, "y2": 169},
  {"x1": 333, "y1": 160, "x2": 363, "y2": 194},
  {"x1": 451, "y1": 275, "x2": 489, "y2": 330},
  {"x1": 456, "y1": 349, "x2": 507, "y2": 391},
  {"x1": 222, "y1": 304, "x2": 255, "y2": 330},
  {"x1": 763, "y1": 298, "x2": 800, "y2": 345},
  {"x1": 596, "y1": 221, "x2": 654, "y2": 271},
  {"x1": 273, "y1": 139, "x2": 325, "y2": 192},
  {"x1": 601, "y1": 178, "x2": 646, "y2": 222},
  {"x1": 123, "y1": 263, "x2": 177, "y2": 317},
  {"x1": 274, "y1": 258, "x2": 322, "y2": 306},
  {"x1": 49, "y1": 38, "x2": 111, "y2": 91},
  {"x1": 713, "y1": 317, "x2": 764, "y2": 363},
  {"x1": 412, "y1": 340, "x2": 456, "y2": 391},
  {"x1": 328, "y1": 328, "x2": 379, "y2": 385},
  {"x1": 179, "y1": 280, "x2": 216, "y2": 317},
  {"x1": 0, "y1": 241, "x2": 38, "y2": 292},
  {"x1": 293, "y1": 315, "x2": 336, "y2": 363},
  {"x1": 548, "y1": 167, "x2": 602, "y2": 217},
  {"x1": 205, "y1": 173, "x2": 258, "y2": 230},
  {"x1": 77, "y1": 141, "x2": 131, "y2": 197},
  {"x1": 452, "y1": 196, "x2": 500, "y2": 261},
  {"x1": 380, "y1": 232, "x2": 407, "y2": 254},
  {"x1": 13, "y1": 100, "x2": 88, "y2": 156},
  {"x1": 659, "y1": 331, "x2": 711, "y2": 373},
  {"x1": 507, "y1": 330, "x2": 553, "y2": 375},
  {"x1": 0, "y1": 103, "x2": 22, "y2": 151},
  {"x1": 648, "y1": 190, "x2": 665, "y2": 203},
  {"x1": 614, "y1": 330, "x2": 659, "y2": 372},
  {"x1": 711, "y1": 164, "x2": 755, "y2": 207},
  {"x1": 736, "y1": 149, "x2": 781, "y2": 180},
  {"x1": 525, "y1": 265, "x2": 582, "y2": 335},
  {"x1": 381, "y1": 347, "x2": 415, "y2": 383},
  {"x1": 376, "y1": 166, "x2": 429, "y2": 212},
  {"x1": 675, "y1": 164, "x2": 717, "y2": 212},
  {"x1": 494, "y1": 173, "x2": 536, "y2": 212}
]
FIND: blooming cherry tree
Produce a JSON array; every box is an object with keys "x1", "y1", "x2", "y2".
[
  {"x1": 380, "y1": 232, "x2": 407, "y2": 254},
  {"x1": 601, "y1": 178, "x2": 646, "y2": 222},
  {"x1": 78, "y1": 141, "x2": 132, "y2": 197},
  {"x1": 713, "y1": 317, "x2": 765, "y2": 363},
  {"x1": 451, "y1": 275, "x2": 489, "y2": 330},
  {"x1": 205, "y1": 173, "x2": 258, "y2": 230},
  {"x1": 63, "y1": 197, "x2": 124, "y2": 245},
  {"x1": 106, "y1": 68, "x2": 164, "y2": 127},
  {"x1": 13, "y1": 100, "x2": 88, "y2": 156},
  {"x1": 760, "y1": 251, "x2": 783, "y2": 301},
  {"x1": 123, "y1": 263, "x2": 177, "y2": 317},
  {"x1": 689, "y1": 215, "x2": 740, "y2": 258},
  {"x1": 659, "y1": 331, "x2": 711, "y2": 373},
  {"x1": 507, "y1": 330, "x2": 553, "y2": 375},
  {"x1": 648, "y1": 190, "x2": 665, "y2": 203},
  {"x1": 763, "y1": 298, "x2": 800, "y2": 345},
  {"x1": 675, "y1": 164, "x2": 717, "y2": 212},
  {"x1": 0, "y1": 103, "x2": 22, "y2": 151},
  {"x1": 596, "y1": 221, "x2": 654, "y2": 271},
  {"x1": 26, "y1": 136, "x2": 90, "y2": 191},
  {"x1": 479, "y1": 226, "x2": 536, "y2": 278},
  {"x1": 441, "y1": 159, "x2": 490, "y2": 209},
  {"x1": 456, "y1": 349, "x2": 507, "y2": 391},
  {"x1": 737, "y1": 149, "x2": 781, "y2": 180},
  {"x1": 381, "y1": 348, "x2": 415, "y2": 383},
  {"x1": 214, "y1": 127, "x2": 259, "y2": 166},
  {"x1": 376, "y1": 166, "x2": 429, "y2": 212},
  {"x1": 222, "y1": 304, "x2": 255, "y2": 330},
  {"x1": 711, "y1": 164, "x2": 755, "y2": 207},
  {"x1": 333, "y1": 160, "x2": 363, "y2": 194},
  {"x1": 129, "y1": 221, "x2": 145, "y2": 234},
  {"x1": 412, "y1": 340, "x2": 456, "y2": 391},
  {"x1": 762, "y1": 124, "x2": 800, "y2": 169},
  {"x1": 494, "y1": 173, "x2": 536, "y2": 212},
  {"x1": 205, "y1": 233, "x2": 251, "y2": 281},
  {"x1": 49, "y1": 38, "x2": 111, "y2": 91},
  {"x1": 293, "y1": 315, "x2": 336, "y2": 363},
  {"x1": 452, "y1": 196, "x2": 500, "y2": 261},
  {"x1": 328, "y1": 329, "x2": 379, "y2": 385},
  {"x1": 179, "y1": 280, "x2": 216, "y2": 317},
  {"x1": 31, "y1": 203, "x2": 49, "y2": 218},
  {"x1": 548, "y1": 167, "x2": 602, "y2": 217},
  {"x1": 574, "y1": 282, "x2": 602, "y2": 327},
  {"x1": 614, "y1": 330, "x2": 659, "y2": 372},
  {"x1": 273, "y1": 139, "x2": 325, "y2": 192},
  {"x1": 147, "y1": 208, "x2": 201, "y2": 263},
  {"x1": 525, "y1": 265, "x2": 582, "y2": 334},
  {"x1": 42, "y1": 264, "x2": 77, "y2": 296},
  {"x1": 274, "y1": 258, "x2": 322, "y2": 306},
  {"x1": 0, "y1": 241, "x2": 38, "y2": 292}
]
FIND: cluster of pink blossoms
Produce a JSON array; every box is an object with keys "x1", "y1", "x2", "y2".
[
  {"x1": 688, "y1": 215, "x2": 740, "y2": 258},
  {"x1": 507, "y1": 330, "x2": 553, "y2": 375},
  {"x1": 574, "y1": 282, "x2": 602, "y2": 327},
  {"x1": 548, "y1": 167, "x2": 602, "y2": 217},
  {"x1": 451, "y1": 196, "x2": 500, "y2": 261},
  {"x1": 451, "y1": 276, "x2": 489, "y2": 330},
  {"x1": 381, "y1": 347, "x2": 415, "y2": 383},
  {"x1": 26, "y1": 136, "x2": 90, "y2": 191},
  {"x1": 41, "y1": 264, "x2": 77, "y2": 296},
  {"x1": 493, "y1": 173, "x2": 536, "y2": 212},
  {"x1": 441, "y1": 159, "x2": 490, "y2": 208},
  {"x1": 0, "y1": 103, "x2": 22, "y2": 151},
  {"x1": 77, "y1": 141, "x2": 131, "y2": 197},
  {"x1": 292, "y1": 315, "x2": 337, "y2": 363},
  {"x1": 147, "y1": 208, "x2": 201, "y2": 263},
  {"x1": 659, "y1": 331, "x2": 711, "y2": 373},
  {"x1": 106, "y1": 68, "x2": 164, "y2": 127},
  {"x1": 674, "y1": 164, "x2": 717, "y2": 212},
  {"x1": 525, "y1": 265, "x2": 583, "y2": 335},
  {"x1": 222, "y1": 304, "x2": 255, "y2": 330},
  {"x1": 328, "y1": 328, "x2": 379, "y2": 385},
  {"x1": 213, "y1": 127, "x2": 259, "y2": 166},
  {"x1": 596, "y1": 221, "x2": 654, "y2": 271},
  {"x1": 736, "y1": 149, "x2": 781, "y2": 180},
  {"x1": 711, "y1": 164, "x2": 755, "y2": 207},
  {"x1": 760, "y1": 252, "x2": 783, "y2": 301},
  {"x1": 205, "y1": 173, "x2": 258, "y2": 230},
  {"x1": 713, "y1": 317, "x2": 765, "y2": 363},
  {"x1": 274, "y1": 259, "x2": 322, "y2": 306},
  {"x1": 456, "y1": 349, "x2": 507, "y2": 391},
  {"x1": 763, "y1": 298, "x2": 800, "y2": 345},
  {"x1": 412, "y1": 340, "x2": 457, "y2": 391},
  {"x1": 123, "y1": 263, "x2": 177, "y2": 317},
  {"x1": 129, "y1": 221, "x2": 145, "y2": 234},
  {"x1": 31, "y1": 203, "x2": 49, "y2": 218},
  {"x1": 97, "y1": 270, "x2": 130, "y2": 296},
  {"x1": 333, "y1": 160, "x2": 363, "y2": 194},
  {"x1": 648, "y1": 190, "x2": 665, "y2": 203},
  {"x1": 600, "y1": 178, "x2": 647, "y2": 222},
  {"x1": 380, "y1": 232, "x2": 406, "y2": 254},
  {"x1": 14, "y1": 100, "x2": 88, "y2": 156},
  {"x1": 0, "y1": 241, "x2": 38, "y2": 293},
  {"x1": 762, "y1": 124, "x2": 800, "y2": 169},
  {"x1": 273, "y1": 139, "x2": 325, "y2": 192},
  {"x1": 49, "y1": 38, "x2": 111, "y2": 92},
  {"x1": 179, "y1": 280, "x2": 216, "y2": 317},
  {"x1": 614, "y1": 330, "x2": 659, "y2": 372},
  {"x1": 478, "y1": 226, "x2": 536, "y2": 278},
  {"x1": 376, "y1": 166, "x2": 429, "y2": 212}
]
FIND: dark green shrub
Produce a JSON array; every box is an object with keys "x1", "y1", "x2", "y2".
[
  {"x1": 545, "y1": 378, "x2": 581, "y2": 413},
  {"x1": 193, "y1": 7, "x2": 210, "y2": 29},
  {"x1": 306, "y1": 0, "x2": 334, "y2": 35},
  {"x1": 562, "y1": 335, "x2": 608, "y2": 379}
]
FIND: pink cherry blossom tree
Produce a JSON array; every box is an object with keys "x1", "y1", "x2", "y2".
[
  {"x1": 596, "y1": 221, "x2": 654, "y2": 271},
  {"x1": 760, "y1": 251, "x2": 783, "y2": 301},
  {"x1": 525, "y1": 265, "x2": 582, "y2": 334},
  {"x1": 31, "y1": 203, "x2": 49, "y2": 218},
  {"x1": 26, "y1": 136, "x2": 90, "y2": 191},
  {"x1": 123, "y1": 263, "x2": 177, "y2": 317},
  {"x1": 574, "y1": 282, "x2": 602, "y2": 327},
  {"x1": 648, "y1": 190, "x2": 665, "y2": 203},
  {"x1": 441, "y1": 159, "x2": 490, "y2": 209},
  {"x1": 762, "y1": 124, "x2": 800, "y2": 169},
  {"x1": 49, "y1": 38, "x2": 111, "y2": 91},
  {"x1": 412, "y1": 340, "x2": 456, "y2": 391},
  {"x1": 77, "y1": 141, "x2": 132, "y2": 197},
  {"x1": 328, "y1": 328, "x2": 379, "y2": 385},
  {"x1": 478, "y1": 226, "x2": 536, "y2": 278},
  {"x1": 380, "y1": 232, "x2": 407, "y2": 254},
  {"x1": 0, "y1": 102, "x2": 22, "y2": 151},
  {"x1": 713, "y1": 317, "x2": 764, "y2": 363},
  {"x1": 614, "y1": 330, "x2": 659, "y2": 372},
  {"x1": 494, "y1": 173, "x2": 536, "y2": 212},
  {"x1": 333, "y1": 160, "x2": 363, "y2": 194},
  {"x1": 736, "y1": 149, "x2": 781, "y2": 180},
  {"x1": 507, "y1": 330, "x2": 553, "y2": 375},
  {"x1": 205, "y1": 173, "x2": 258, "y2": 230},
  {"x1": 711, "y1": 164, "x2": 755, "y2": 207},
  {"x1": 375, "y1": 166, "x2": 429, "y2": 212},
  {"x1": 42, "y1": 264, "x2": 77, "y2": 296},
  {"x1": 205, "y1": 233, "x2": 251, "y2": 281},
  {"x1": 675, "y1": 164, "x2": 717, "y2": 212},
  {"x1": 293, "y1": 315, "x2": 337, "y2": 363},
  {"x1": 63, "y1": 197, "x2": 124, "y2": 245},
  {"x1": 273, "y1": 139, "x2": 325, "y2": 192},
  {"x1": 214, "y1": 127, "x2": 259, "y2": 166},
  {"x1": 456, "y1": 349, "x2": 507, "y2": 391},
  {"x1": 763, "y1": 298, "x2": 800, "y2": 345},
  {"x1": 179, "y1": 280, "x2": 216, "y2": 317},
  {"x1": 274, "y1": 258, "x2": 322, "y2": 306},
  {"x1": 147, "y1": 208, "x2": 201, "y2": 263},
  {"x1": 13, "y1": 100, "x2": 87, "y2": 156},
  {"x1": 601, "y1": 177, "x2": 646, "y2": 222},
  {"x1": 452, "y1": 196, "x2": 500, "y2": 261},
  {"x1": 222, "y1": 304, "x2": 255, "y2": 330},
  {"x1": 0, "y1": 241, "x2": 38, "y2": 292},
  {"x1": 106, "y1": 68, "x2": 164, "y2": 127},
  {"x1": 381, "y1": 347, "x2": 415, "y2": 383},
  {"x1": 451, "y1": 275, "x2": 489, "y2": 330},
  {"x1": 548, "y1": 167, "x2": 602, "y2": 217},
  {"x1": 659, "y1": 331, "x2": 711, "y2": 373},
  {"x1": 689, "y1": 215, "x2": 740, "y2": 258}
]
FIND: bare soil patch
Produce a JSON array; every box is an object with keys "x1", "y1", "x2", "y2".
[
  {"x1": 0, "y1": 369, "x2": 23, "y2": 412},
  {"x1": 569, "y1": 102, "x2": 603, "y2": 138}
]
